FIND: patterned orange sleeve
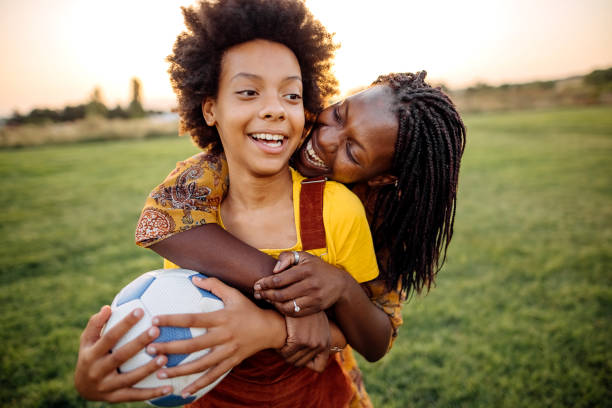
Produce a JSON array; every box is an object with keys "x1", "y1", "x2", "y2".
[
  {"x1": 134, "y1": 149, "x2": 229, "y2": 247},
  {"x1": 338, "y1": 280, "x2": 406, "y2": 408},
  {"x1": 361, "y1": 279, "x2": 405, "y2": 351}
]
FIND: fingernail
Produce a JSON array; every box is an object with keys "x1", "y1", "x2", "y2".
[
  {"x1": 147, "y1": 345, "x2": 156, "y2": 354},
  {"x1": 273, "y1": 261, "x2": 281, "y2": 272},
  {"x1": 163, "y1": 387, "x2": 172, "y2": 395},
  {"x1": 133, "y1": 308, "x2": 143, "y2": 318},
  {"x1": 193, "y1": 276, "x2": 202, "y2": 282},
  {"x1": 148, "y1": 327, "x2": 157, "y2": 337},
  {"x1": 254, "y1": 283, "x2": 262, "y2": 291},
  {"x1": 156, "y1": 356, "x2": 165, "y2": 366},
  {"x1": 254, "y1": 292, "x2": 261, "y2": 299},
  {"x1": 158, "y1": 370, "x2": 168, "y2": 378},
  {"x1": 152, "y1": 317, "x2": 159, "y2": 325},
  {"x1": 182, "y1": 391, "x2": 191, "y2": 399}
]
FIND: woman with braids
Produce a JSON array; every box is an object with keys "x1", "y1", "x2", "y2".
[{"x1": 74, "y1": 2, "x2": 466, "y2": 406}]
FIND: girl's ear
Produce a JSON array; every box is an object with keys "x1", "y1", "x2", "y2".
[
  {"x1": 367, "y1": 174, "x2": 398, "y2": 187},
  {"x1": 202, "y1": 98, "x2": 216, "y2": 126}
]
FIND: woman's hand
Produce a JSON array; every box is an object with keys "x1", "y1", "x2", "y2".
[
  {"x1": 253, "y1": 251, "x2": 350, "y2": 317},
  {"x1": 281, "y1": 312, "x2": 330, "y2": 372},
  {"x1": 147, "y1": 277, "x2": 287, "y2": 399},
  {"x1": 74, "y1": 306, "x2": 171, "y2": 402}
]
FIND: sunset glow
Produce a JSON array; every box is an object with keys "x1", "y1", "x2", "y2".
[{"x1": 1, "y1": 0, "x2": 611, "y2": 116}]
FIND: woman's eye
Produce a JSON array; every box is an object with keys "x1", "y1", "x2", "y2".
[
  {"x1": 333, "y1": 105, "x2": 342, "y2": 123},
  {"x1": 346, "y1": 141, "x2": 359, "y2": 165},
  {"x1": 237, "y1": 90, "x2": 257, "y2": 97}
]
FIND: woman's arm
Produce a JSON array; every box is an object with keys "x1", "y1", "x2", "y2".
[
  {"x1": 254, "y1": 251, "x2": 392, "y2": 362},
  {"x1": 150, "y1": 224, "x2": 277, "y2": 294}
]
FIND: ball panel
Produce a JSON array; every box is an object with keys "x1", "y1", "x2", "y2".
[
  {"x1": 148, "y1": 394, "x2": 196, "y2": 407},
  {"x1": 154, "y1": 326, "x2": 192, "y2": 367},
  {"x1": 115, "y1": 274, "x2": 156, "y2": 307},
  {"x1": 142, "y1": 276, "x2": 203, "y2": 316}
]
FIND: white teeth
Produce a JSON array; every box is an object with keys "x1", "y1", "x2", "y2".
[
  {"x1": 251, "y1": 133, "x2": 284, "y2": 141},
  {"x1": 306, "y1": 139, "x2": 327, "y2": 168}
]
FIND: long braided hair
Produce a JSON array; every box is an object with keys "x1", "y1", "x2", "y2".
[{"x1": 370, "y1": 71, "x2": 466, "y2": 297}]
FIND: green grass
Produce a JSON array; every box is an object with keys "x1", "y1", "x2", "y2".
[{"x1": 1, "y1": 106, "x2": 611, "y2": 407}]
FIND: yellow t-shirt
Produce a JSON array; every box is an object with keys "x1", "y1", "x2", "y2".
[{"x1": 165, "y1": 167, "x2": 378, "y2": 283}]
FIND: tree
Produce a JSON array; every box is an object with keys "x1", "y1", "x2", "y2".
[
  {"x1": 85, "y1": 86, "x2": 108, "y2": 117},
  {"x1": 127, "y1": 77, "x2": 145, "y2": 118}
]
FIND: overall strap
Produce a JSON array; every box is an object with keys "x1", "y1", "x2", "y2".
[{"x1": 299, "y1": 176, "x2": 327, "y2": 251}]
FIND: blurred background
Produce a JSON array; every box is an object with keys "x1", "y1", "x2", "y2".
[{"x1": 0, "y1": 0, "x2": 610, "y2": 407}]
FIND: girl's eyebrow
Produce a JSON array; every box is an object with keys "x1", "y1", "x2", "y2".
[{"x1": 230, "y1": 73, "x2": 302, "y2": 83}]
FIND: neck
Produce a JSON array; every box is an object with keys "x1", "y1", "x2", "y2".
[{"x1": 224, "y1": 165, "x2": 293, "y2": 211}]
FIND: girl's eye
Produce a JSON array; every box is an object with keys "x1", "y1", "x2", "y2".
[
  {"x1": 346, "y1": 141, "x2": 359, "y2": 165},
  {"x1": 285, "y1": 93, "x2": 302, "y2": 101},
  {"x1": 237, "y1": 90, "x2": 257, "y2": 97}
]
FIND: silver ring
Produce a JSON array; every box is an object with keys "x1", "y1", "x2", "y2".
[
  {"x1": 292, "y1": 251, "x2": 300, "y2": 265},
  {"x1": 293, "y1": 300, "x2": 301, "y2": 313}
]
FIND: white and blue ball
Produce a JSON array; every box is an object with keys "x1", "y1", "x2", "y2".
[{"x1": 102, "y1": 269, "x2": 228, "y2": 407}]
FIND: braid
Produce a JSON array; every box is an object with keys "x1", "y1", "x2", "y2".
[{"x1": 370, "y1": 71, "x2": 466, "y2": 297}]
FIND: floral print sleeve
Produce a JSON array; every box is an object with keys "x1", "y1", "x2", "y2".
[
  {"x1": 135, "y1": 149, "x2": 229, "y2": 247},
  {"x1": 361, "y1": 279, "x2": 405, "y2": 351}
]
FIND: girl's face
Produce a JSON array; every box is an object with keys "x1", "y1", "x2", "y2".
[
  {"x1": 203, "y1": 39, "x2": 304, "y2": 178},
  {"x1": 293, "y1": 85, "x2": 399, "y2": 184}
]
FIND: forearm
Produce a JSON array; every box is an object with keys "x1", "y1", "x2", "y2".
[
  {"x1": 150, "y1": 224, "x2": 277, "y2": 293},
  {"x1": 333, "y1": 276, "x2": 392, "y2": 362}
]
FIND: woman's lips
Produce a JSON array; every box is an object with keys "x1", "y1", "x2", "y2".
[{"x1": 303, "y1": 138, "x2": 328, "y2": 170}]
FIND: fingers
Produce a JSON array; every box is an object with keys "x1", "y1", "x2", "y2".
[
  {"x1": 81, "y1": 305, "x2": 112, "y2": 346},
  {"x1": 147, "y1": 327, "x2": 229, "y2": 356},
  {"x1": 191, "y1": 276, "x2": 239, "y2": 304},
  {"x1": 273, "y1": 299, "x2": 317, "y2": 317},
  {"x1": 157, "y1": 343, "x2": 234, "y2": 380},
  {"x1": 255, "y1": 267, "x2": 305, "y2": 292},
  {"x1": 306, "y1": 351, "x2": 329, "y2": 373},
  {"x1": 180, "y1": 358, "x2": 235, "y2": 398},
  {"x1": 92, "y1": 308, "x2": 145, "y2": 356},
  {"x1": 102, "y1": 354, "x2": 168, "y2": 392},
  {"x1": 105, "y1": 384, "x2": 173, "y2": 403},
  {"x1": 152, "y1": 310, "x2": 225, "y2": 329},
  {"x1": 272, "y1": 251, "x2": 297, "y2": 273},
  {"x1": 97, "y1": 326, "x2": 161, "y2": 375}
]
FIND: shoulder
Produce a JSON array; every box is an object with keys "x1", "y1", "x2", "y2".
[
  {"x1": 323, "y1": 180, "x2": 366, "y2": 218},
  {"x1": 165, "y1": 149, "x2": 228, "y2": 183}
]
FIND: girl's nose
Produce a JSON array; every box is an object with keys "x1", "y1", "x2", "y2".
[{"x1": 259, "y1": 96, "x2": 286, "y2": 120}]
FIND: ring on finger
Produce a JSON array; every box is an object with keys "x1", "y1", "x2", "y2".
[
  {"x1": 293, "y1": 300, "x2": 301, "y2": 313},
  {"x1": 292, "y1": 251, "x2": 300, "y2": 265}
]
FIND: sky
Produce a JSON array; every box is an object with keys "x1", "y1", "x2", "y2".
[{"x1": 0, "y1": 0, "x2": 611, "y2": 116}]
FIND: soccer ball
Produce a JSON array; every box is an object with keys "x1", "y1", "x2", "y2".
[{"x1": 102, "y1": 269, "x2": 228, "y2": 407}]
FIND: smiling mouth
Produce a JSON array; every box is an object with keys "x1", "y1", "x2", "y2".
[
  {"x1": 249, "y1": 133, "x2": 285, "y2": 148},
  {"x1": 304, "y1": 138, "x2": 328, "y2": 169}
]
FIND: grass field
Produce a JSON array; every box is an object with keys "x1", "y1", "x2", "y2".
[{"x1": 1, "y1": 106, "x2": 610, "y2": 407}]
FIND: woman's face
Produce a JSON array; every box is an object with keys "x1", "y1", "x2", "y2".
[
  {"x1": 293, "y1": 85, "x2": 398, "y2": 184},
  {"x1": 203, "y1": 39, "x2": 304, "y2": 178},
  {"x1": 295, "y1": 85, "x2": 398, "y2": 183}
]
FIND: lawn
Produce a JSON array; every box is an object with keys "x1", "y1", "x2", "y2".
[{"x1": 1, "y1": 106, "x2": 610, "y2": 407}]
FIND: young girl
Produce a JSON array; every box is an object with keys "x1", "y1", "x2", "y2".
[
  {"x1": 140, "y1": 71, "x2": 466, "y2": 407},
  {"x1": 75, "y1": 0, "x2": 392, "y2": 406}
]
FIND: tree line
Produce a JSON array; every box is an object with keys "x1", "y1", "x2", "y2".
[{"x1": 6, "y1": 78, "x2": 160, "y2": 126}]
